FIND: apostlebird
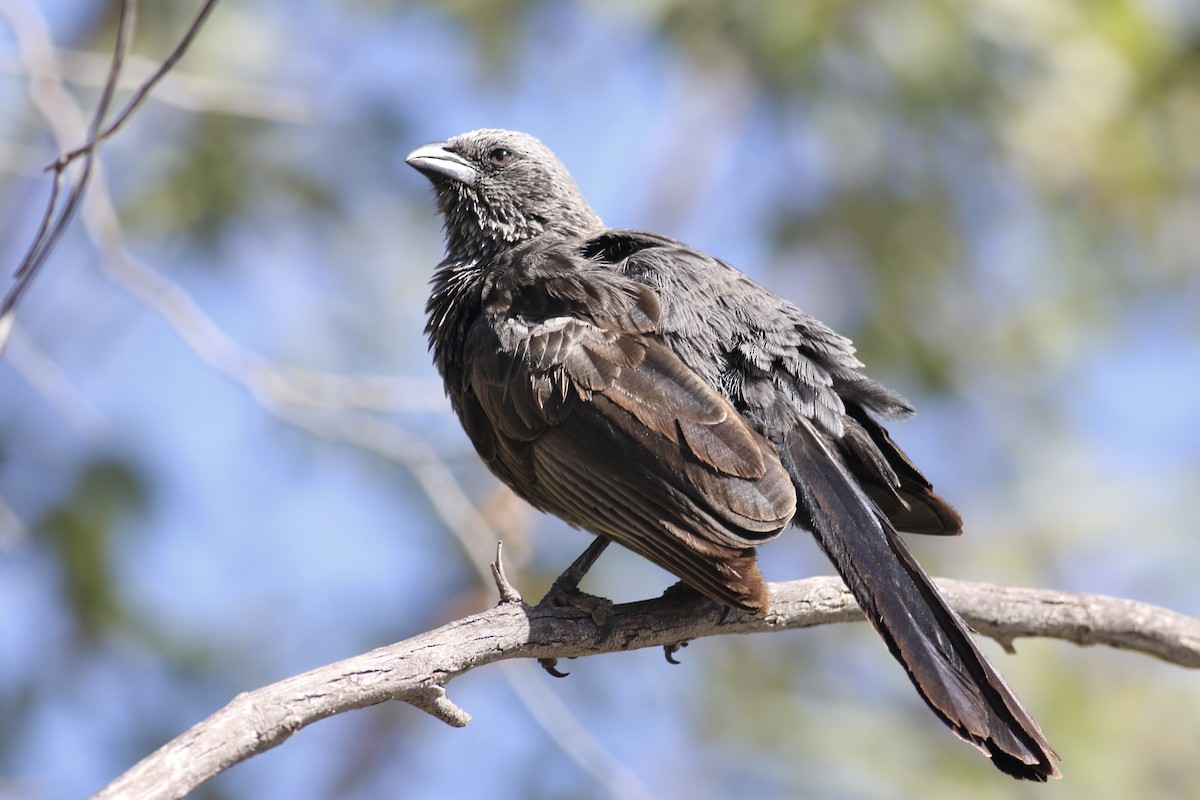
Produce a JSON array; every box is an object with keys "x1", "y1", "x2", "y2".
[{"x1": 407, "y1": 129, "x2": 1058, "y2": 780}]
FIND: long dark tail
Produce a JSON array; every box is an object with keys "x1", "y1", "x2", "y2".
[{"x1": 783, "y1": 422, "x2": 1059, "y2": 780}]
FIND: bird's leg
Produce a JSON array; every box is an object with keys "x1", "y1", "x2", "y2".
[
  {"x1": 537, "y1": 537, "x2": 616, "y2": 678},
  {"x1": 539, "y1": 537, "x2": 614, "y2": 621},
  {"x1": 552, "y1": 536, "x2": 610, "y2": 589},
  {"x1": 538, "y1": 537, "x2": 616, "y2": 624}
]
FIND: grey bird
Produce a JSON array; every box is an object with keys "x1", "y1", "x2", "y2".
[{"x1": 406, "y1": 129, "x2": 1059, "y2": 780}]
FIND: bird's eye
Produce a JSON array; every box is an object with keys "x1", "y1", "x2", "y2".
[{"x1": 487, "y1": 147, "x2": 512, "y2": 166}]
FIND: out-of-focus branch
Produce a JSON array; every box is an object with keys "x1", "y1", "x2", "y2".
[
  {"x1": 0, "y1": 47, "x2": 318, "y2": 123},
  {"x1": 91, "y1": 572, "x2": 1200, "y2": 800},
  {"x1": 0, "y1": 497, "x2": 28, "y2": 550},
  {"x1": 4, "y1": 322, "x2": 107, "y2": 439},
  {"x1": 1, "y1": 2, "x2": 443, "y2": 413}
]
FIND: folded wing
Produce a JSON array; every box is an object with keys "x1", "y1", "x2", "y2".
[{"x1": 457, "y1": 238, "x2": 796, "y2": 614}]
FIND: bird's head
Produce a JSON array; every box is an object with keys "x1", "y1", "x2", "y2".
[{"x1": 406, "y1": 129, "x2": 603, "y2": 263}]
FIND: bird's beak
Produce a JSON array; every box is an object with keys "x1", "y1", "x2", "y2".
[{"x1": 405, "y1": 142, "x2": 477, "y2": 186}]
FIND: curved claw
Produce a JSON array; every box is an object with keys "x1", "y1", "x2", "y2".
[
  {"x1": 539, "y1": 657, "x2": 571, "y2": 678},
  {"x1": 663, "y1": 641, "x2": 689, "y2": 664}
]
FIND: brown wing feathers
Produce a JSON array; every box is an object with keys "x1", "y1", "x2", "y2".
[{"x1": 462, "y1": 240, "x2": 795, "y2": 614}]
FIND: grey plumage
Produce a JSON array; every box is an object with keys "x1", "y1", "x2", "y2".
[{"x1": 407, "y1": 128, "x2": 1058, "y2": 780}]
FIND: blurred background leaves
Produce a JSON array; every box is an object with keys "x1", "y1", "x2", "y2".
[{"x1": 1, "y1": 0, "x2": 1198, "y2": 798}]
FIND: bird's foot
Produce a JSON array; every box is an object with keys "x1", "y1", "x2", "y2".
[
  {"x1": 536, "y1": 536, "x2": 616, "y2": 630},
  {"x1": 535, "y1": 540, "x2": 616, "y2": 679},
  {"x1": 539, "y1": 577, "x2": 616, "y2": 630}
]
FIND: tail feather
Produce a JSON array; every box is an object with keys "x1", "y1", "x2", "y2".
[{"x1": 783, "y1": 422, "x2": 1059, "y2": 780}]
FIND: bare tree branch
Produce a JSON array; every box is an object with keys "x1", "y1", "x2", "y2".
[
  {"x1": 934, "y1": 579, "x2": 1200, "y2": 666},
  {"x1": 91, "y1": 572, "x2": 1200, "y2": 800}
]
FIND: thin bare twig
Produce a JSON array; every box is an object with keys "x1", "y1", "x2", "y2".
[
  {"x1": 90, "y1": 575, "x2": 1200, "y2": 800},
  {"x1": 0, "y1": 0, "x2": 226, "y2": 356},
  {"x1": 0, "y1": 0, "x2": 137, "y2": 354},
  {"x1": 18, "y1": 0, "x2": 133, "y2": 277},
  {"x1": 51, "y1": 0, "x2": 222, "y2": 170}
]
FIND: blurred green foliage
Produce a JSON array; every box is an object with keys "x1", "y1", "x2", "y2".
[{"x1": 37, "y1": 459, "x2": 144, "y2": 641}]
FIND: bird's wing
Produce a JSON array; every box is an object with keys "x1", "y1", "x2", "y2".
[
  {"x1": 586, "y1": 229, "x2": 960, "y2": 535},
  {"x1": 459, "y1": 238, "x2": 796, "y2": 614}
]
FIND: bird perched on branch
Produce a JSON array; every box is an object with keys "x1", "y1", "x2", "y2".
[{"x1": 407, "y1": 128, "x2": 1058, "y2": 780}]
